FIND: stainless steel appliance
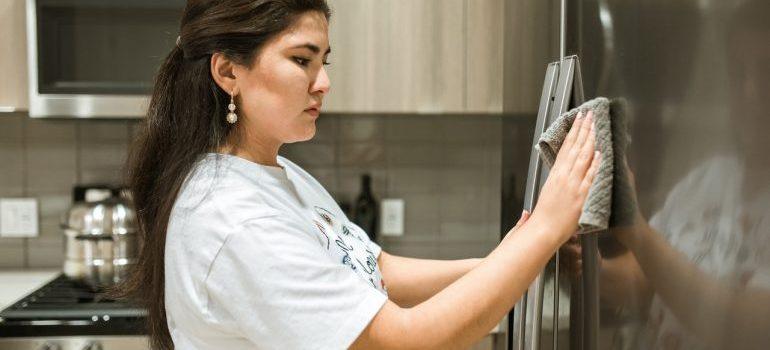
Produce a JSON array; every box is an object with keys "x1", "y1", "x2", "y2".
[
  {"x1": 0, "y1": 274, "x2": 148, "y2": 349},
  {"x1": 25, "y1": 0, "x2": 184, "y2": 118},
  {"x1": 0, "y1": 184, "x2": 145, "y2": 348},
  {"x1": 501, "y1": 0, "x2": 770, "y2": 349},
  {"x1": 62, "y1": 186, "x2": 138, "y2": 289}
]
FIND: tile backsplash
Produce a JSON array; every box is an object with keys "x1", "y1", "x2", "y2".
[
  {"x1": 0, "y1": 114, "x2": 134, "y2": 268},
  {"x1": 0, "y1": 112, "x2": 507, "y2": 268}
]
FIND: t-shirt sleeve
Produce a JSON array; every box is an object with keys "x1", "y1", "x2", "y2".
[{"x1": 203, "y1": 214, "x2": 388, "y2": 350}]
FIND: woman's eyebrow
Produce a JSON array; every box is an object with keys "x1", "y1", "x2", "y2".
[{"x1": 291, "y1": 43, "x2": 331, "y2": 55}]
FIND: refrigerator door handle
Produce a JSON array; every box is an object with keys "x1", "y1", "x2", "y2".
[
  {"x1": 514, "y1": 56, "x2": 596, "y2": 350},
  {"x1": 513, "y1": 61, "x2": 560, "y2": 350}
]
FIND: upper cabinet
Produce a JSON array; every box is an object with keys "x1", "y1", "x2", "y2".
[
  {"x1": 324, "y1": 0, "x2": 503, "y2": 114},
  {"x1": 0, "y1": 0, "x2": 29, "y2": 112},
  {"x1": 1, "y1": 0, "x2": 503, "y2": 115},
  {"x1": 466, "y1": 0, "x2": 504, "y2": 113}
]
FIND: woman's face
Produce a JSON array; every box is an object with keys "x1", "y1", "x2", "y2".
[{"x1": 232, "y1": 11, "x2": 330, "y2": 145}]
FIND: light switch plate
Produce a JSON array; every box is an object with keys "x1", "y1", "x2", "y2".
[
  {"x1": 380, "y1": 198, "x2": 404, "y2": 236},
  {"x1": 0, "y1": 198, "x2": 39, "y2": 237}
]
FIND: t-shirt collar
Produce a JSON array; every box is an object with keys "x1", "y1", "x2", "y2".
[{"x1": 205, "y1": 152, "x2": 289, "y2": 184}]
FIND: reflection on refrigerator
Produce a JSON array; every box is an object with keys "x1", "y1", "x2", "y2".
[{"x1": 501, "y1": 0, "x2": 770, "y2": 349}]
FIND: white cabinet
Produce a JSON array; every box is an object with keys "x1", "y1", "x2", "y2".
[
  {"x1": 0, "y1": 0, "x2": 28, "y2": 112},
  {"x1": 324, "y1": 0, "x2": 503, "y2": 114}
]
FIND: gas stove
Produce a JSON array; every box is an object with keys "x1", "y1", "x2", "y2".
[{"x1": 0, "y1": 274, "x2": 148, "y2": 349}]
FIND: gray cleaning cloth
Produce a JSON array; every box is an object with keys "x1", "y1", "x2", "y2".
[{"x1": 535, "y1": 97, "x2": 635, "y2": 233}]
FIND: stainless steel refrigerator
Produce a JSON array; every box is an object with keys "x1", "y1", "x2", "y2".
[{"x1": 500, "y1": 0, "x2": 770, "y2": 349}]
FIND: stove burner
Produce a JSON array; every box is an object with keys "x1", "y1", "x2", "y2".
[{"x1": 0, "y1": 274, "x2": 146, "y2": 337}]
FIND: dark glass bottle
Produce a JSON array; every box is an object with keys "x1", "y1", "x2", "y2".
[{"x1": 353, "y1": 174, "x2": 378, "y2": 243}]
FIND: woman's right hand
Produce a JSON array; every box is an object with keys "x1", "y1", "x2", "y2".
[{"x1": 528, "y1": 110, "x2": 601, "y2": 243}]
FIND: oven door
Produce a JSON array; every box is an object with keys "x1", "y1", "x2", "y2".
[{"x1": 26, "y1": 0, "x2": 184, "y2": 118}]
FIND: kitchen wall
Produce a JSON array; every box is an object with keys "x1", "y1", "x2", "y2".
[
  {"x1": 282, "y1": 114, "x2": 505, "y2": 260},
  {"x1": 0, "y1": 113, "x2": 511, "y2": 268},
  {"x1": 0, "y1": 113, "x2": 134, "y2": 267}
]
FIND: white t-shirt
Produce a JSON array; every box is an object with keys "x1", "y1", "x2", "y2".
[
  {"x1": 164, "y1": 153, "x2": 389, "y2": 350},
  {"x1": 642, "y1": 156, "x2": 770, "y2": 349}
]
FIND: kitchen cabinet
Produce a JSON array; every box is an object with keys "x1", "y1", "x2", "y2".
[
  {"x1": 0, "y1": 0, "x2": 28, "y2": 113},
  {"x1": 375, "y1": 0, "x2": 465, "y2": 113},
  {"x1": 324, "y1": 0, "x2": 375, "y2": 112},
  {"x1": 324, "y1": 0, "x2": 503, "y2": 114},
  {"x1": 466, "y1": 0, "x2": 504, "y2": 113},
  {"x1": 0, "y1": 0, "x2": 505, "y2": 115}
]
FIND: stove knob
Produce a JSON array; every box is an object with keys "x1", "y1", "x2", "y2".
[
  {"x1": 81, "y1": 342, "x2": 104, "y2": 350},
  {"x1": 37, "y1": 342, "x2": 61, "y2": 350}
]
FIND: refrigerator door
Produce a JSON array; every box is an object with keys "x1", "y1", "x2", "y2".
[
  {"x1": 504, "y1": 0, "x2": 770, "y2": 349},
  {"x1": 562, "y1": 0, "x2": 770, "y2": 349}
]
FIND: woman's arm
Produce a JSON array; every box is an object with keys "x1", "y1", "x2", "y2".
[
  {"x1": 354, "y1": 217, "x2": 568, "y2": 350},
  {"x1": 598, "y1": 249, "x2": 653, "y2": 315},
  {"x1": 378, "y1": 252, "x2": 481, "y2": 308},
  {"x1": 378, "y1": 213, "x2": 530, "y2": 308},
  {"x1": 607, "y1": 160, "x2": 770, "y2": 348},
  {"x1": 560, "y1": 236, "x2": 653, "y2": 314},
  {"x1": 619, "y1": 222, "x2": 770, "y2": 348},
  {"x1": 350, "y1": 111, "x2": 600, "y2": 349}
]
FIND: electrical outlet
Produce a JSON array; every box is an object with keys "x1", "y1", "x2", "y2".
[
  {"x1": 380, "y1": 198, "x2": 404, "y2": 236},
  {"x1": 0, "y1": 198, "x2": 39, "y2": 238}
]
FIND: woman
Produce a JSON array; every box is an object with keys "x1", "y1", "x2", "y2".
[{"x1": 116, "y1": 0, "x2": 600, "y2": 349}]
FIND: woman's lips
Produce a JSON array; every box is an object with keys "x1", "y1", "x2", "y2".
[{"x1": 304, "y1": 107, "x2": 320, "y2": 117}]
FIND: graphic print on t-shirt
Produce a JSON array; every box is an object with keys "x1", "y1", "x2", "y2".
[
  {"x1": 312, "y1": 206, "x2": 387, "y2": 295},
  {"x1": 312, "y1": 220, "x2": 330, "y2": 249}
]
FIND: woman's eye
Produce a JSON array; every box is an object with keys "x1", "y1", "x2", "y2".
[
  {"x1": 293, "y1": 57, "x2": 310, "y2": 66},
  {"x1": 293, "y1": 56, "x2": 331, "y2": 67}
]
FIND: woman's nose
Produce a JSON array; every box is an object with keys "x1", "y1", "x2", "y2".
[{"x1": 311, "y1": 66, "x2": 331, "y2": 95}]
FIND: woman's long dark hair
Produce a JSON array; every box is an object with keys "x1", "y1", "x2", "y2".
[{"x1": 109, "y1": 1, "x2": 330, "y2": 349}]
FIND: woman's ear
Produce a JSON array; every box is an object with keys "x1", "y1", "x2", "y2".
[{"x1": 210, "y1": 52, "x2": 238, "y2": 94}]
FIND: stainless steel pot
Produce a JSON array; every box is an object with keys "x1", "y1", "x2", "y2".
[{"x1": 61, "y1": 188, "x2": 138, "y2": 289}]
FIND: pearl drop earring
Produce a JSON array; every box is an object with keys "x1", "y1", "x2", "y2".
[{"x1": 226, "y1": 91, "x2": 238, "y2": 124}]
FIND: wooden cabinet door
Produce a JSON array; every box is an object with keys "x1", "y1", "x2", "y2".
[
  {"x1": 466, "y1": 0, "x2": 504, "y2": 113},
  {"x1": 372, "y1": 0, "x2": 465, "y2": 113},
  {"x1": 0, "y1": 0, "x2": 29, "y2": 112},
  {"x1": 325, "y1": 0, "x2": 376, "y2": 112},
  {"x1": 325, "y1": 0, "x2": 503, "y2": 114},
  {"x1": 325, "y1": 0, "x2": 465, "y2": 113}
]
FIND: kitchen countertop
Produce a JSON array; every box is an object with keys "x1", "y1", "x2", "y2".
[{"x1": 0, "y1": 269, "x2": 60, "y2": 310}]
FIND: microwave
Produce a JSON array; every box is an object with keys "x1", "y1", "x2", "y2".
[{"x1": 26, "y1": 0, "x2": 185, "y2": 118}]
